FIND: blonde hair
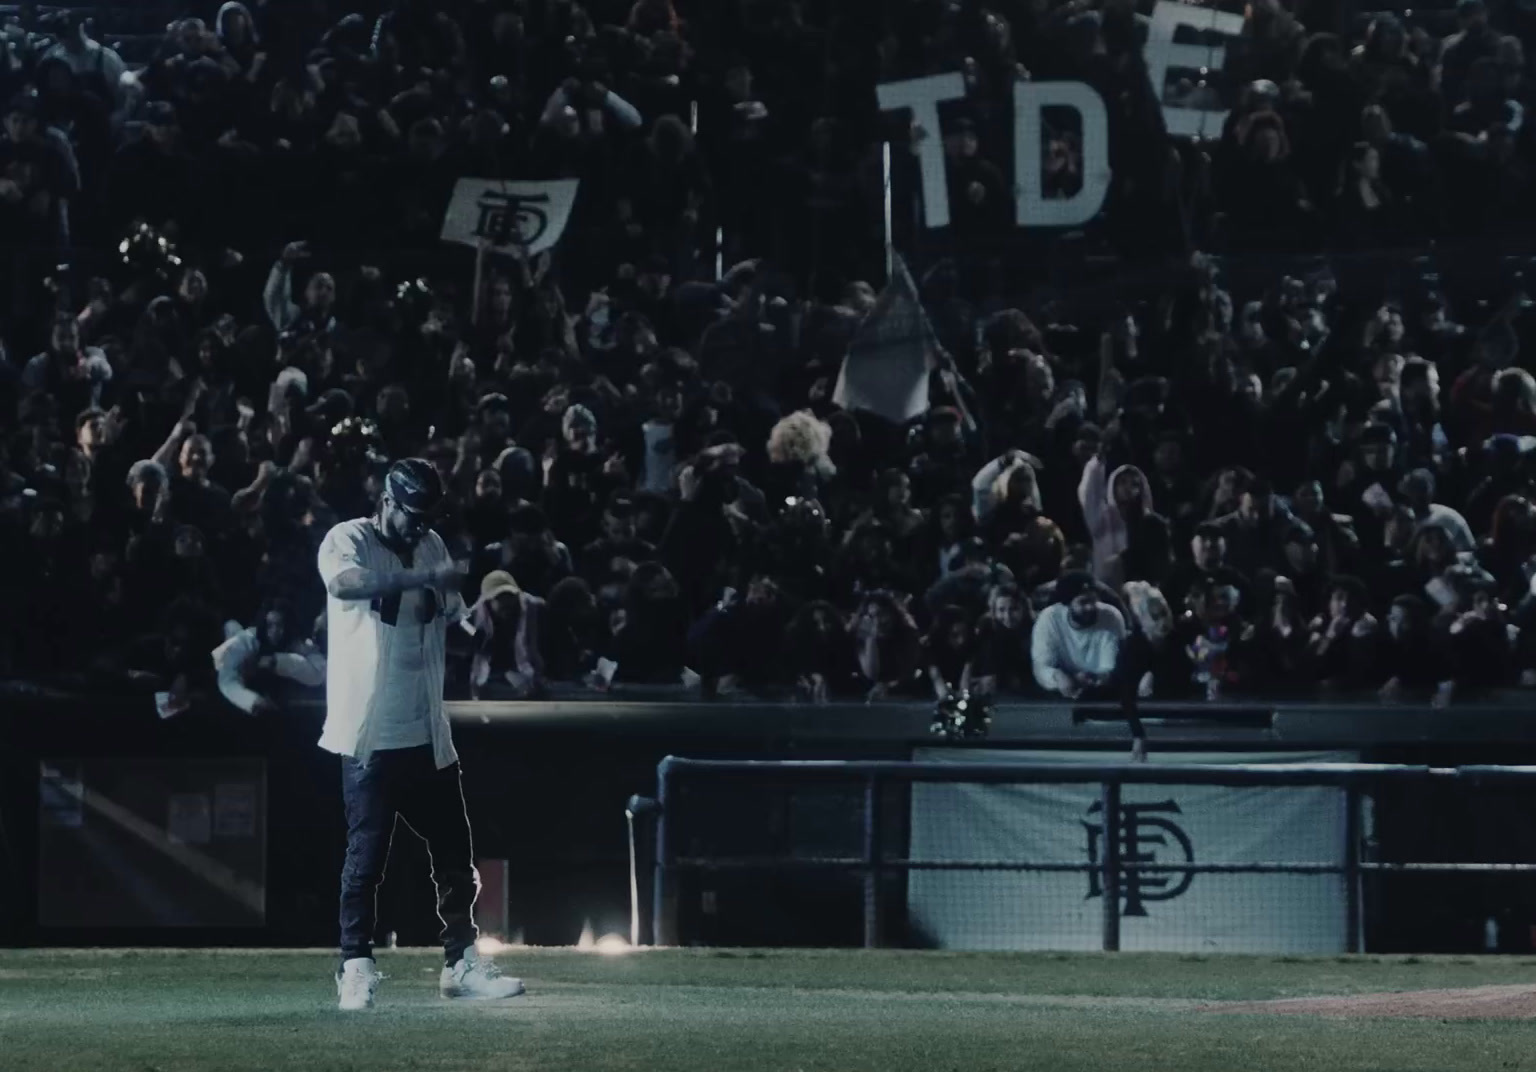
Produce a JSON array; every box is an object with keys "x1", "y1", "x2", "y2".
[
  {"x1": 990, "y1": 457, "x2": 1043, "y2": 512},
  {"x1": 1122, "y1": 581, "x2": 1173, "y2": 642},
  {"x1": 767, "y1": 409, "x2": 833, "y2": 465},
  {"x1": 1493, "y1": 367, "x2": 1536, "y2": 412}
]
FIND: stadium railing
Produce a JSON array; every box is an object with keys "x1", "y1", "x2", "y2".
[{"x1": 633, "y1": 758, "x2": 1536, "y2": 953}]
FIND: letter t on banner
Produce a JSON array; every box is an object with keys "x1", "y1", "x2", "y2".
[
  {"x1": 1013, "y1": 82, "x2": 1110, "y2": 228},
  {"x1": 876, "y1": 74, "x2": 967, "y2": 229},
  {"x1": 1144, "y1": 1, "x2": 1245, "y2": 139}
]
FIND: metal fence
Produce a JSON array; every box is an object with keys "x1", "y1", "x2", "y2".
[{"x1": 630, "y1": 758, "x2": 1536, "y2": 953}]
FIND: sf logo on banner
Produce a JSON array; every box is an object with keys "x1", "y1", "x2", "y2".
[
  {"x1": 474, "y1": 191, "x2": 551, "y2": 247},
  {"x1": 1082, "y1": 799, "x2": 1195, "y2": 917}
]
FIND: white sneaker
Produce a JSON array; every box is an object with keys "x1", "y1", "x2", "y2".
[
  {"x1": 336, "y1": 957, "x2": 383, "y2": 1011},
  {"x1": 440, "y1": 948, "x2": 525, "y2": 1000}
]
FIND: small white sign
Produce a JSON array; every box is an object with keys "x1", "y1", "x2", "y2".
[
  {"x1": 441, "y1": 178, "x2": 580, "y2": 255},
  {"x1": 167, "y1": 793, "x2": 212, "y2": 845},
  {"x1": 214, "y1": 783, "x2": 257, "y2": 839}
]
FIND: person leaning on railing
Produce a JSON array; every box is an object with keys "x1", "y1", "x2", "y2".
[
  {"x1": 1030, "y1": 570, "x2": 1124, "y2": 702},
  {"x1": 212, "y1": 597, "x2": 325, "y2": 717}
]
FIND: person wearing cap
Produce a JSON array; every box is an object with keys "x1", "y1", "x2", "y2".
[
  {"x1": 467, "y1": 570, "x2": 545, "y2": 699},
  {"x1": 579, "y1": 491, "x2": 655, "y2": 604},
  {"x1": 104, "y1": 99, "x2": 195, "y2": 231},
  {"x1": 3, "y1": 88, "x2": 80, "y2": 211},
  {"x1": 1030, "y1": 569, "x2": 1126, "y2": 700},
  {"x1": 1398, "y1": 467, "x2": 1476, "y2": 552},
  {"x1": 21, "y1": 315, "x2": 112, "y2": 417},
  {"x1": 1442, "y1": 0, "x2": 1499, "y2": 105},
  {"x1": 316, "y1": 458, "x2": 524, "y2": 1011},
  {"x1": 942, "y1": 115, "x2": 1008, "y2": 242},
  {"x1": 38, "y1": 12, "x2": 127, "y2": 106}
]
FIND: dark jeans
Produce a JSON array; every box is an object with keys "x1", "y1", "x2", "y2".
[{"x1": 339, "y1": 745, "x2": 479, "y2": 967}]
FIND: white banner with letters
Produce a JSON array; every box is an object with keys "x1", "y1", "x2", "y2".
[
  {"x1": 441, "y1": 178, "x2": 580, "y2": 254},
  {"x1": 908, "y1": 749, "x2": 1358, "y2": 953}
]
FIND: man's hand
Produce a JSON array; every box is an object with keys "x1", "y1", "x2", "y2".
[
  {"x1": 101, "y1": 406, "x2": 128, "y2": 444},
  {"x1": 251, "y1": 696, "x2": 281, "y2": 718},
  {"x1": 427, "y1": 560, "x2": 470, "y2": 588},
  {"x1": 151, "y1": 484, "x2": 172, "y2": 524},
  {"x1": 289, "y1": 437, "x2": 315, "y2": 472}
]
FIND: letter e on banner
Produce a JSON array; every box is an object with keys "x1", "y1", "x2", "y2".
[
  {"x1": 877, "y1": 74, "x2": 967, "y2": 229},
  {"x1": 1145, "y1": 1, "x2": 1245, "y2": 138},
  {"x1": 1013, "y1": 82, "x2": 1110, "y2": 228}
]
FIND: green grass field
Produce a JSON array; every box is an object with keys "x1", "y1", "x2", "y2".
[{"x1": 3, "y1": 948, "x2": 1536, "y2": 1071}]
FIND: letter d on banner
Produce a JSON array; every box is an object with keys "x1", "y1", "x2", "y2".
[
  {"x1": 877, "y1": 73, "x2": 967, "y2": 229},
  {"x1": 1013, "y1": 82, "x2": 1110, "y2": 228}
]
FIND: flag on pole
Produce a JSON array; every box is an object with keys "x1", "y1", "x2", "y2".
[{"x1": 832, "y1": 254, "x2": 942, "y2": 424}]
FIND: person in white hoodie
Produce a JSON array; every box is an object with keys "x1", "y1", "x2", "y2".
[
  {"x1": 1031, "y1": 570, "x2": 1126, "y2": 699},
  {"x1": 1078, "y1": 447, "x2": 1157, "y2": 587},
  {"x1": 212, "y1": 598, "x2": 325, "y2": 716}
]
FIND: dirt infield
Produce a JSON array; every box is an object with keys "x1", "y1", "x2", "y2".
[{"x1": 1208, "y1": 984, "x2": 1536, "y2": 1019}]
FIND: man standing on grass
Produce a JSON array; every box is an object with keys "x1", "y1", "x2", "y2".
[{"x1": 317, "y1": 458, "x2": 525, "y2": 1011}]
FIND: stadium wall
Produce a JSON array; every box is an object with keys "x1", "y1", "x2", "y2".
[{"x1": 5, "y1": 695, "x2": 1536, "y2": 950}]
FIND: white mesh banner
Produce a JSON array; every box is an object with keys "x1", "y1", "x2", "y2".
[{"x1": 908, "y1": 750, "x2": 1358, "y2": 953}]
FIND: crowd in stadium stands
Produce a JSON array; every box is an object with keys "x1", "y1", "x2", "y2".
[{"x1": 7, "y1": 0, "x2": 1536, "y2": 713}]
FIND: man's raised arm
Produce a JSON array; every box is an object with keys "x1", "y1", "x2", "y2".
[
  {"x1": 317, "y1": 525, "x2": 466, "y2": 602},
  {"x1": 325, "y1": 560, "x2": 465, "y2": 602}
]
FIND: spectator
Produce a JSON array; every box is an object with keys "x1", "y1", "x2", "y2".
[
  {"x1": 785, "y1": 599, "x2": 858, "y2": 703},
  {"x1": 10, "y1": 0, "x2": 1536, "y2": 716},
  {"x1": 1031, "y1": 570, "x2": 1126, "y2": 700},
  {"x1": 1377, "y1": 594, "x2": 1450, "y2": 703},
  {"x1": 212, "y1": 598, "x2": 325, "y2": 715},
  {"x1": 22, "y1": 316, "x2": 112, "y2": 416},
  {"x1": 923, "y1": 604, "x2": 980, "y2": 700},
  {"x1": 1078, "y1": 449, "x2": 1158, "y2": 587},
  {"x1": 1307, "y1": 576, "x2": 1381, "y2": 690},
  {"x1": 1185, "y1": 578, "x2": 1250, "y2": 701},
  {"x1": 606, "y1": 562, "x2": 689, "y2": 686},
  {"x1": 689, "y1": 574, "x2": 790, "y2": 697},
  {"x1": 983, "y1": 463, "x2": 1066, "y2": 593},
  {"x1": 850, "y1": 590, "x2": 921, "y2": 702},
  {"x1": 467, "y1": 570, "x2": 545, "y2": 699},
  {"x1": 972, "y1": 582, "x2": 1034, "y2": 696},
  {"x1": 1116, "y1": 581, "x2": 1191, "y2": 759},
  {"x1": 1399, "y1": 467, "x2": 1476, "y2": 552}
]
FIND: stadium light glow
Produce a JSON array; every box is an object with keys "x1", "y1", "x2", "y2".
[
  {"x1": 574, "y1": 921, "x2": 631, "y2": 954},
  {"x1": 594, "y1": 935, "x2": 631, "y2": 956}
]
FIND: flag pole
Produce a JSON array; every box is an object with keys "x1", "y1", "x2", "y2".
[{"x1": 882, "y1": 141, "x2": 894, "y2": 283}]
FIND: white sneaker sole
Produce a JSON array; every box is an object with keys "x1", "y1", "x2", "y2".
[{"x1": 440, "y1": 980, "x2": 526, "y2": 1000}]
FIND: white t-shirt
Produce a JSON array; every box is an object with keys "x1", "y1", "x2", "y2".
[{"x1": 316, "y1": 519, "x2": 467, "y2": 768}]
